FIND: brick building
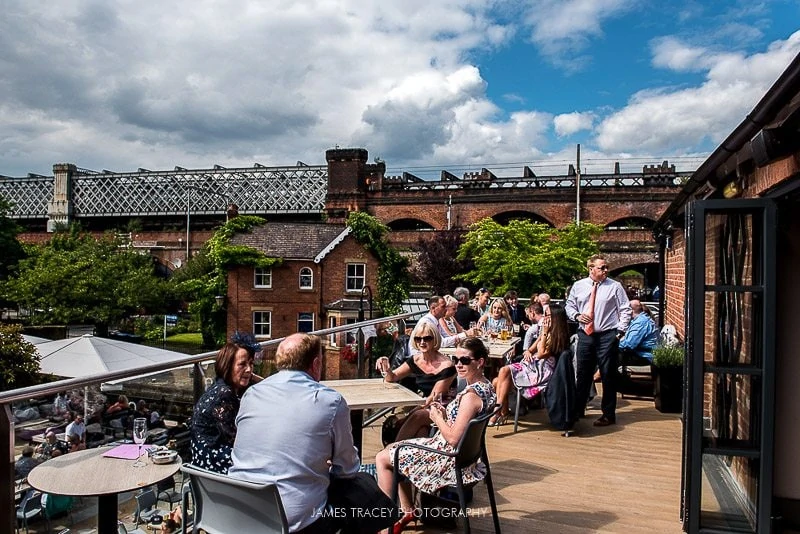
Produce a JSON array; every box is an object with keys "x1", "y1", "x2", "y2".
[
  {"x1": 654, "y1": 51, "x2": 800, "y2": 532},
  {"x1": 226, "y1": 221, "x2": 380, "y2": 379}
]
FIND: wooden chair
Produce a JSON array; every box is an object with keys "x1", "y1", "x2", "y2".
[
  {"x1": 391, "y1": 407, "x2": 502, "y2": 534},
  {"x1": 181, "y1": 463, "x2": 289, "y2": 534}
]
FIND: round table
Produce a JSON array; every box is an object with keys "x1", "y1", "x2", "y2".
[{"x1": 27, "y1": 446, "x2": 182, "y2": 534}]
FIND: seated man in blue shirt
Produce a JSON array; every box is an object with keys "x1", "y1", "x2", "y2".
[
  {"x1": 618, "y1": 299, "x2": 659, "y2": 366},
  {"x1": 229, "y1": 333, "x2": 360, "y2": 533}
]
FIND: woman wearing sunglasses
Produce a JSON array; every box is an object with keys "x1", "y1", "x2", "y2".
[
  {"x1": 376, "y1": 322, "x2": 456, "y2": 440},
  {"x1": 376, "y1": 337, "x2": 496, "y2": 533},
  {"x1": 489, "y1": 303, "x2": 570, "y2": 426}
]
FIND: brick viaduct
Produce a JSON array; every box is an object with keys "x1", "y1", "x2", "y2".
[{"x1": 5, "y1": 147, "x2": 689, "y2": 284}]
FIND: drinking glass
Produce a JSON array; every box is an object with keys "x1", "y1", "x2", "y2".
[{"x1": 132, "y1": 418, "x2": 148, "y2": 468}]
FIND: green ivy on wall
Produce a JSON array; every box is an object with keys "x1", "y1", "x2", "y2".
[
  {"x1": 346, "y1": 212, "x2": 410, "y2": 315},
  {"x1": 172, "y1": 216, "x2": 281, "y2": 347}
]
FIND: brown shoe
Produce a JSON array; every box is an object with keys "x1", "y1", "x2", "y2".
[{"x1": 593, "y1": 416, "x2": 615, "y2": 427}]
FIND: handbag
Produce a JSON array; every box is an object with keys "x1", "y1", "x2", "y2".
[
  {"x1": 327, "y1": 471, "x2": 399, "y2": 533},
  {"x1": 381, "y1": 414, "x2": 405, "y2": 446}
]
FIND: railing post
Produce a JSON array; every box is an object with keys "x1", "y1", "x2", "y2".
[
  {"x1": 1, "y1": 405, "x2": 15, "y2": 534},
  {"x1": 193, "y1": 362, "x2": 206, "y2": 403}
]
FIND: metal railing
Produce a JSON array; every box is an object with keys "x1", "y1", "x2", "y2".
[{"x1": 0, "y1": 311, "x2": 424, "y2": 533}]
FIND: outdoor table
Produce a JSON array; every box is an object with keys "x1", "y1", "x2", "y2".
[
  {"x1": 323, "y1": 378, "x2": 423, "y2": 457},
  {"x1": 27, "y1": 445, "x2": 182, "y2": 534},
  {"x1": 440, "y1": 336, "x2": 521, "y2": 361}
]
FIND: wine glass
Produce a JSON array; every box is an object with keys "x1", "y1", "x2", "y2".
[{"x1": 132, "y1": 418, "x2": 148, "y2": 468}]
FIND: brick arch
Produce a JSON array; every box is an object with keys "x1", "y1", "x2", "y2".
[
  {"x1": 491, "y1": 210, "x2": 554, "y2": 227},
  {"x1": 604, "y1": 216, "x2": 657, "y2": 230},
  {"x1": 386, "y1": 218, "x2": 436, "y2": 231}
]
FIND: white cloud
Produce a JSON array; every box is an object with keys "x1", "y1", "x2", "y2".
[
  {"x1": 554, "y1": 112, "x2": 595, "y2": 137},
  {"x1": 595, "y1": 30, "x2": 800, "y2": 153},
  {"x1": 522, "y1": 0, "x2": 635, "y2": 70}
]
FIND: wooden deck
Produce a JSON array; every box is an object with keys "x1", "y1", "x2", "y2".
[
  {"x1": 31, "y1": 392, "x2": 685, "y2": 534},
  {"x1": 360, "y1": 393, "x2": 685, "y2": 534}
]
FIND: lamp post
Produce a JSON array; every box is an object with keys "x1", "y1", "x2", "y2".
[
  {"x1": 357, "y1": 285, "x2": 373, "y2": 378},
  {"x1": 184, "y1": 185, "x2": 232, "y2": 260}
]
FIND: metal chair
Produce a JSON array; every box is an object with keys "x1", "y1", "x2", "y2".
[
  {"x1": 15, "y1": 490, "x2": 43, "y2": 534},
  {"x1": 391, "y1": 407, "x2": 502, "y2": 534},
  {"x1": 133, "y1": 488, "x2": 161, "y2": 528},
  {"x1": 181, "y1": 463, "x2": 289, "y2": 534},
  {"x1": 157, "y1": 474, "x2": 182, "y2": 510}
]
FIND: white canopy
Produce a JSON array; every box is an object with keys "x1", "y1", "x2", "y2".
[{"x1": 36, "y1": 334, "x2": 190, "y2": 378}]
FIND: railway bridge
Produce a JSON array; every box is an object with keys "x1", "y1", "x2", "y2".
[{"x1": 0, "y1": 147, "x2": 690, "y2": 285}]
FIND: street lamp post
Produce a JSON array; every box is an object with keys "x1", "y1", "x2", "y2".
[
  {"x1": 357, "y1": 285, "x2": 373, "y2": 378},
  {"x1": 184, "y1": 186, "x2": 232, "y2": 260}
]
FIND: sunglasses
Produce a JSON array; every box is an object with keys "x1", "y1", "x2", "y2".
[
  {"x1": 414, "y1": 335, "x2": 434, "y2": 343},
  {"x1": 592, "y1": 265, "x2": 609, "y2": 271},
  {"x1": 452, "y1": 356, "x2": 476, "y2": 365}
]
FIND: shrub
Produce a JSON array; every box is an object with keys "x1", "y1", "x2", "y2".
[{"x1": 652, "y1": 343, "x2": 684, "y2": 367}]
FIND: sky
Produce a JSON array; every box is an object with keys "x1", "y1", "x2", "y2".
[{"x1": 1, "y1": 1, "x2": 799, "y2": 180}]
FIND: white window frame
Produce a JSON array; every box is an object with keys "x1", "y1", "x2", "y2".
[
  {"x1": 346, "y1": 263, "x2": 366, "y2": 293},
  {"x1": 253, "y1": 311, "x2": 272, "y2": 337},
  {"x1": 254, "y1": 267, "x2": 272, "y2": 288},
  {"x1": 329, "y1": 316, "x2": 337, "y2": 346},
  {"x1": 298, "y1": 312, "x2": 314, "y2": 333},
  {"x1": 299, "y1": 267, "x2": 313, "y2": 290}
]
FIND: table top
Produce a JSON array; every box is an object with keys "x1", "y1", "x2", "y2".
[
  {"x1": 322, "y1": 378, "x2": 424, "y2": 411},
  {"x1": 441, "y1": 336, "x2": 520, "y2": 359},
  {"x1": 27, "y1": 446, "x2": 182, "y2": 497}
]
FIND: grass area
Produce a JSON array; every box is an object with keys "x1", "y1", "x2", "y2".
[{"x1": 165, "y1": 332, "x2": 204, "y2": 345}]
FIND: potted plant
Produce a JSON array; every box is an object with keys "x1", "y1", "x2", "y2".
[{"x1": 651, "y1": 343, "x2": 684, "y2": 413}]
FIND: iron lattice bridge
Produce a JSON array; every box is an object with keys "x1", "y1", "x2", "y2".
[
  {"x1": 0, "y1": 164, "x2": 690, "y2": 219},
  {"x1": 0, "y1": 164, "x2": 330, "y2": 219}
]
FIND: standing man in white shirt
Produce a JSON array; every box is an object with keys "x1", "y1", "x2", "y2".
[{"x1": 566, "y1": 255, "x2": 632, "y2": 427}]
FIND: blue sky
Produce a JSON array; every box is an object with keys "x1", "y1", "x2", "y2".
[{"x1": 0, "y1": 1, "x2": 799, "y2": 179}]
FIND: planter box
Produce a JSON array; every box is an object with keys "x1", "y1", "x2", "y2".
[{"x1": 653, "y1": 365, "x2": 682, "y2": 413}]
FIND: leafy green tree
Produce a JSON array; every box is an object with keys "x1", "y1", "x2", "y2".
[
  {"x1": 457, "y1": 219, "x2": 602, "y2": 297},
  {"x1": 413, "y1": 230, "x2": 472, "y2": 295},
  {"x1": 170, "y1": 216, "x2": 280, "y2": 347},
  {"x1": 0, "y1": 324, "x2": 40, "y2": 391},
  {"x1": 0, "y1": 197, "x2": 26, "y2": 280},
  {"x1": 2, "y1": 225, "x2": 170, "y2": 335},
  {"x1": 346, "y1": 212, "x2": 410, "y2": 315}
]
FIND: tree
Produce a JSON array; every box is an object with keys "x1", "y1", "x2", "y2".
[
  {"x1": 412, "y1": 230, "x2": 473, "y2": 295},
  {"x1": 0, "y1": 324, "x2": 40, "y2": 391},
  {"x1": 457, "y1": 219, "x2": 602, "y2": 297},
  {"x1": 1, "y1": 225, "x2": 170, "y2": 334},
  {"x1": 346, "y1": 212, "x2": 410, "y2": 315},
  {"x1": 0, "y1": 196, "x2": 25, "y2": 280},
  {"x1": 170, "y1": 216, "x2": 279, "y2": 347}
]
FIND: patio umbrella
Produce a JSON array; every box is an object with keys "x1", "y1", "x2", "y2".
[
  {"x1": 36, "y1": 334, "x2": 191, "y2": 420},
  {"x1": 22, "y1": 334, "x2": 51, "y2": 345}
]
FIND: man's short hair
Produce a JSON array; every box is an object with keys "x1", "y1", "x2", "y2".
[
  {"x1": 504, "y1": 290, "x2": 518, "y2": 300},
  {"x1": 22, "y1": 446, "x2": 34, "y2": 457},
  {"x1": 428, "y1": 295, "x2": 444, "y2": 309},
  {"x1": 538, "y1": 293, "x2": 551, "y2": 305},
  {"x1": 587, "y1": 254, "x2": 606, "y2": 269},
  {"x1": 453, "y1": 287, "x2": 470, "y2": 302},
  {"x1": 527, "y1": 301, "x2": 544, "y2": 315},
  {"x1": 275, "y1": 334, "x2": 321, "y2": 371}
]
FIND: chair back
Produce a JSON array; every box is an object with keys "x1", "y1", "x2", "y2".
[
  {"x1": 18, "y1": 489, "x2": 43, "y2": 517},
  {"x1": 135, "y1": 488, "x2": 157, "y2": 519},
  {"x1": 453, "y1": 407, "x2": 497, "y2": 469},
  {"x1": 182, "y1": 464, "x2": 289, "y2": 534}
]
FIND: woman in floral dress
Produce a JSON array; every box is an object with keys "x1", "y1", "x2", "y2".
[
  {"x1": 190, "y1": 332, "x2": 261, "y2": 473},
  {"x1": 376, "y1": 337, "x2": 496, "y2": 533}
]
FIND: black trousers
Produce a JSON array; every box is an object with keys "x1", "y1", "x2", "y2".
[{"x1": 574, "y1": 329, "x2": 619, "y2": 420}]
